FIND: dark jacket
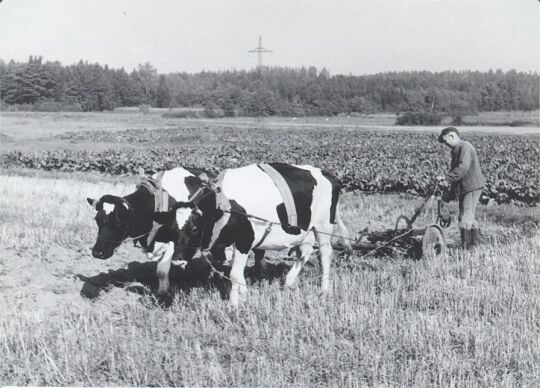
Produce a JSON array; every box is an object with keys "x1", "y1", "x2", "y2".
[{"x1": 447, "y1": 140, "x2": 485, "y2": 196}]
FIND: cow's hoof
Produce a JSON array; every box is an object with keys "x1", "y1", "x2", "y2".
[
  {"x1": 238, "y1": 289, "x2": 248, "y2": 303},
  {"x1": 283, "y1": 280, "x2": 297, "y2": 289},
  {"x1": 229, "y1": 290, "x2": 241, "y2": 308},
  {"x1": 156, "y1": 292, "x2": 173, "y2": 308},
  {"x1": 157, "y1": 287, "x2": 170, "y2": 297}
]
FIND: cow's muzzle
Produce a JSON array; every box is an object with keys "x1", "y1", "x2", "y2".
[{"x1": 91, "y1": 247, "x2": 113, "y2": 260}]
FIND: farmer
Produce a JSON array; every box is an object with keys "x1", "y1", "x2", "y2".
[{"x1": 437, "y1": 127, "x2": 485, "y2": 249}]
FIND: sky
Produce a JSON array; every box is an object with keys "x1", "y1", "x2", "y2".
[{"x1": 0, "y1": 0, "x2": 538, "y2": 75}]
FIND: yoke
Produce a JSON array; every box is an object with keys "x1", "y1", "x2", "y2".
[
  {"x1": 136, "y1": 172, "x2": 175, "y2": 252},
  {"x1": 257, "y1": 163, "x2": 298, "y2": 228}
]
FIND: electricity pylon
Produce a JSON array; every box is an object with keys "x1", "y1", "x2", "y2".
[{"x1": 248, "y1": 36, "x2": 272, "y2": 68}]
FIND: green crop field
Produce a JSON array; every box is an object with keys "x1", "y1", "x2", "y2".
[
  {"x1": 2, "y1": 111, "x2": 538, "y2": 204},
  {"x1": 0, "y1": 111, "x2": 538, "y2": 386}
]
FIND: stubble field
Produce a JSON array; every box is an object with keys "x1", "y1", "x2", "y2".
[{"x1": 0, "y1": 112, "x2": 538, "y2": 386}]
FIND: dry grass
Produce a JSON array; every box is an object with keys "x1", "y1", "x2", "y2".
[
  {"x1": 0, "y1": 172, "x2": 131, "y2": 250},
  {"x1": 0, "y1": 171, "x2": 538, "y2": 386}
]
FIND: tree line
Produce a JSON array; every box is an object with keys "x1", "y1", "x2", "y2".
[{"x1": 1, "y1": 56, "x2": 538, "y2": 116}]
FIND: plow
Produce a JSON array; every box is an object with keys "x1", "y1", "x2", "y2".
[{"x1": 344, "y1": 185, "x2": 452, "y2": 260}]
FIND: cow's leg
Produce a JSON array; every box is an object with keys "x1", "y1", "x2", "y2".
[
  {"x1": 229, "y1": 250, "x2": 249, "y2": 307},
  {"x1": 318, "y1": 243, "x2": 333, "y2": 293},
  {"x1": 314, "y1": 228, "x2": 333, "y2": 293},
  {"x1": 284, "y1": 243, "x2": 313, "y2": 288},
  {"x1": 253, "y1": 249, "x2": 267, "y2": 280},
  {"x1": 155, "y1": 242, "x2": 174, "y2": 296}
]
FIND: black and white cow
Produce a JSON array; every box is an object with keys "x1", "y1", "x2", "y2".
[
  {"x1": 156, "y1": 163, "x2": 352, "y2": 306},
  {"x1": 86, "y1": 167, "x2": 214, "y2": 296}
]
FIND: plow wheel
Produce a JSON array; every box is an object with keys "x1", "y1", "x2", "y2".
[{"x1": 422, "y1": 225, "x2": 447, "y2": 259}]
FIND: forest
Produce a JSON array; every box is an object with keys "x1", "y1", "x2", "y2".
[{"x1": 1, "y1": 56, "x2": 538, "y2": 117}]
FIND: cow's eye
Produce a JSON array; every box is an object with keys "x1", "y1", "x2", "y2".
[
  {"x1": 112, "y1": 216, "x2": 123, "y2": 228},
  {"x1": 95, "y1": 212, "x2": 106, "y2": 225}
]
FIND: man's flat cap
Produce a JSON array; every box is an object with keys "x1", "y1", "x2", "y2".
[{"x1": 438, "y1": 127, "x2": 459, "y2": 143}]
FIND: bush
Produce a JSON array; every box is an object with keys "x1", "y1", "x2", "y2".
[
  {"x1": 222, "y1": 102, "x2": 237, "y2": 117},
  {"x1": 0, "y1": 100, "x2": 83, "y2": 112},
  {"x1": 139, "y1": 105, "x2": 151, "y2": 114},
  {"x1": 33, "y1": 99, "x2": 63, "y2": 112},
  {"x1": 203, "y1": 107, "x2": 225, "y2": 118},
  {"x1": 451, "y1": 115, "x2": 463, "y2": 126},
  {"x1": 35, "y1": 99, "x2": 83, "y2": 112},
  {"x1": 396, "y1": 111, "x2": 443, "y2": 126},
  {"x1": 509, "y1": 120, "x2": 533, "y2": 127},
  {"x1": 460, "y1": 119, "x2": 534, "y2": 127},
  {"x1": 2, "y1": 103, "x2": 35, "y2": 112}
]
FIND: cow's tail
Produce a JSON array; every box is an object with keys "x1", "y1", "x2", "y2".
[{"x1": 334, "y1": 206, "x2": 353, "y2": 255}]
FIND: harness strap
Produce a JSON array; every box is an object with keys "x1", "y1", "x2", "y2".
[
  {"x1": 214, "y1": 170, "x2": 231, "y2": 212},
  {"x1": 136, "y1": 179, "x2": 158, "y2": 197},
  {"x1": 203, "y1": 170, "x2": 232, "y2": 251},
  {"x1": 258, "y1": 163, "x2": 298, "y2": 227},
  {"x1": 207, "y1": 210, "x2": 231, "y2": 251},
  {"x1": 136, "y1": 172, "x2": 172, "y2": 252},
  {"x1": 252, "y1": 223, "x2": 273, "y2": 249}
]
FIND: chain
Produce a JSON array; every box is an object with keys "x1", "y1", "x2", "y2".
[
  {"x1": 221, "y1": 208, "x2": 360, "y2": 243},
  {"x1": 93, "y1": 231, "x2": 151, "y2": 245},
  {"x1": 197, "y1": 251, "x2": 248, "y2": 287}
]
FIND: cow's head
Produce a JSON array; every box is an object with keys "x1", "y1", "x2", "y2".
[
  {"x1": 153, "y1": 200, "x2": 206, "y2": 262},
  {"x1": 86, "y1": 195, "x2": 131, "y2": 259},
  {"x1": 153, "y1": 185, "x2": 219, "y2": 256}
]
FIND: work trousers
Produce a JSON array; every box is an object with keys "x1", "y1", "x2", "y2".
[{"x1": 458, "y1": 189, "x2": 482, "y2": 229}]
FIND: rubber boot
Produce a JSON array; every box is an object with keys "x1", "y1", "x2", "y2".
[
  {"x1": 471, "y1": 228, "x2": 482, "y2": 246},
  {"x1": 460, "y1": 228, "x2": 472, "y2": 250}
]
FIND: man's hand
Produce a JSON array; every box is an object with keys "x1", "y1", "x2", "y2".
[
  {"x1": 435, "y1": 175, "x2": 454, "y2": 202},
  {"x1": 436, "y1": 174, "x2": 447, "y2": 185}
]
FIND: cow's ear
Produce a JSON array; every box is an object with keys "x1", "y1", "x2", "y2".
[
  {"x1": 185, "y1": 176, "x2": 203, "y2": 197},
  {"x1": 112, "y1": 211, "x2": 125, "y2": 227},
  {"x1": 87, "y1": 197, "x2": 97, "y2": 209},
  {"x1": 196, "y1": 189, "x2": 216, "y2": 214}
]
